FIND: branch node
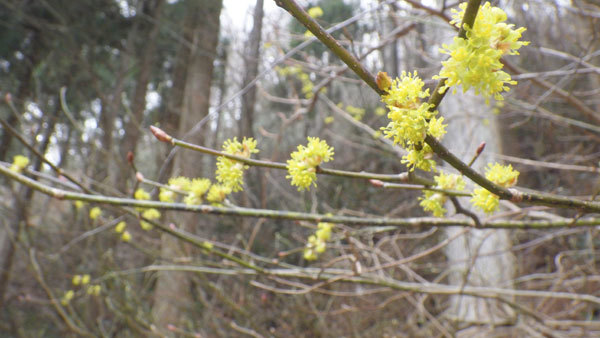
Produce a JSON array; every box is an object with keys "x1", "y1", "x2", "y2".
[{"x1": 509, "y1": 188, "x2": 523, "y2": 203}]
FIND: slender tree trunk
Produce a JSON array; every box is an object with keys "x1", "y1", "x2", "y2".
[
  {"x1": 380, "y1": 3, "x2": 399, "y2": 76},
  {"x1": 239, "y1": 0, "x2": 264, "y2": 139},
  {"x1": 240, "y1": 0, "x2": 265, "y2": 210},
  {"x1": 442, "y1": 92, "x2": 516, "y2": 334},
  {"x1": 117, "y1": 0, "x2": 164, "y2": 193},
  {"x1": 210, "y1": 41, "x2": 229, "y2": 151},
  {"x1": 152, "y1": 0, "x2": 222, "y2": 331}
]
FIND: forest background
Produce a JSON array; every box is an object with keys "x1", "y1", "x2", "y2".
[{"x1": 1, "y1": 0, "x2": 600, "y2": 337}]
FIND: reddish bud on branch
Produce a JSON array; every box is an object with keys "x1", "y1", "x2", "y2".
[
  {"x1": 150, "y1": 125, "x2": 172, "y2": 143},
  {"x1": 5, "y1": 93, "x2": 12, "y2": 103},
  {"x1": 476, "y1": 142, "x2": 486, "y2": 156},
  {"x1": 135, "y1": 172, "x2": 144, "y2": 182},
  {"x1": 369, "y1": 179, "x2": 384, "y2": 187},
  {"x1": 127, "y1": 151, "x2": 134, "y2": 164}
]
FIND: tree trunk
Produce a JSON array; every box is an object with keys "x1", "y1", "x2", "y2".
[
  {"x1": 116, "y1": 0, "x2": 164, "y2": 193},
  {"x1": 152, "y1": 0, "x2": 222, "y2": 332},
  {"x1": 442, "y1": 92, "x2": 516, "y2": 334},
  {"x1": 239, "y1": 0, "x2": 264, "y2": 139}
]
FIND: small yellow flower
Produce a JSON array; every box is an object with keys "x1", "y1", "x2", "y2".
[
  {"x1": 140, "y1": 221, "x2": 153, "y2": 231},
  {"x1": 114, "y1": 221, "x2": 126, "y2": 233},
  {"x1": 471, "y1": 188, "x2": 500, "y2": 213},
  {"x1": 374, "y1": 106, "x2": 386, "y2": 116},
  {"x1": 74, "y1": 201, "x2": 85, "y2": 209},
  {"x1": 402, "y1": 145, "x2": 437, "y2": 172},
  {"x1": 72, "y1": 275, "x2": 81, "y2": 286},
  {"x1": 307, "y1": 6, "x2": 323, "y2": 18},
  {"x1": 141, "y1": 208, "x2": 161, "y2": 220},
  {"x1": 134, "y1": 188, "x2": 151, "y2": 200},
  {"x1": 81, "y1": 274, "x2": 90, "y2": 285},
  {"x1": 286, "y1": 137, "x2": 334, "y2": 191},
  {"x1": 168, "y1": 176, "x2": 192, "y2": 191},
  {"x1": 484, "y1": 163, "x2": 519, "y2": 187},
  {"x1": 61, "y1": 290, "x2": 74, "y2": 306},
  {"x1": 159, "y1": 188, "x2": 175, "y2": 202},
  {"x1": 9, "y1": 155, "x2": 29, "y2": 173},
  {"x1": 86, "y1": 285, "x2": 101, "y2": 296},
  {"x1": 419, "y1": 172, "x2": 466, "y2": 217},
  {"x1": 345, "y1": 105, "x2": 365, "y2": 121},
  {"x1": 303, "y1": 222, "x2": 335, "y2": 261},
  {"x1": 470, "y1": 162, "x2": 519, "y2": 213},
  {"x1": 216, "y1": 138, "x2": 258, "y2": 192},
  {"x1": 303, "y1": 249, "x2": 317, "y2": 261},
  {"x1": 89, "y1": 207, "x2": 102, "y2": 220},
  {"x1": 121, "y1": 231, "x2": 131, "y2": 242},
  {"x1": 183, "y1": 178, "x2": 212, "y2": 205},
  {"x1": 315, "y1": 222, "x2": 333, "y2": 241},
  {"x1": 206, "y1": 184, "x2": 232, "y2": 205}
]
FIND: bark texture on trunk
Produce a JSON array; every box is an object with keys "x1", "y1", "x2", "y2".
[
  {"x1": 239, "y1": 0, "x2": 264, "y2": 139},
  {"x1": 442, "y1": 92, "x2": 516, "y2": 332},
  {"x1": 152, "y1": 0, "x2": 222, "y2": 332}
]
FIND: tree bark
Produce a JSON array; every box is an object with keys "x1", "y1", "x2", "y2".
[
  {"x1": 239, "y1": 0, "x2": 264, "y2": 139},
  {"x1": 116, "y1": 0, "x2": 165, "y2": 193},
  {"x1": 442, "y1": 92, "x2": 516, "y2": 334},
  {"x1": 152, "y1": 0, "x2": 222, "y2": 332}
]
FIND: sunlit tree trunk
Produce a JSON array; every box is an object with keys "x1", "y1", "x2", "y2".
[{"x1": 443, "y1": 92, "x2": 516, "y2": 334}]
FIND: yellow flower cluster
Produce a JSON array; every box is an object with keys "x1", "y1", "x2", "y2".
[
  {"x1": 216, "y1": 137, "x2": 259, "y2": 192},
  {"x1": 10, "y1": 155, "x2": 29, "y2": 173},
  {"x1": 304, "y1": 222, "x2": 334, "y2": 261},
  {"x1": 70, "y1": 274, "x2": 100, "y2": 297},
  {"x1": 133, "y1": 188, "x2": 161, "y2": 230},
  {"x1": 89, "y1": 207, "x2": 102, "y2": 220},
  {"x1": 159, "y1": 176, "x2": 214, "y2": 205},
  {"x1": 140, "y1": 208, "x2": 160, "y2": 230},
  {"x1": 380, "y1": 71, "x2": 446, "y2": 171},
  {"x1": 471, "y1": 163, "x2": 519, "y2": 213},
  {"x1": 419, "y1": 172, "x2": 466, "y2": 217},
  {"x1": 114, "y1": 221, "x2": 131, "y2": 242},
  {"x1": 434, "y1": 2, "x2": 528, "y2": 102},
  {"x1": 183, "y1": 178, "x2": 212, "y2": 205},
  {"x1": 307, "y1": 6, "x2": 323, "y2": 18},
  {"x1": 72, "y1": 274, "x2": 91, "y2": 286},
  {"x1": 86, "y1": 285, "x2": 101, "y2": 296},
  {"x1": 276, "y1": 66, "x2": 325, "y2": 99},
  {"x1": 61, "y1": 290, "x2": 74, "y2": 306},
  {"x1": 337, "y1": 103, "x2": 365, "y2": 121},
  {"x1": 206, "y1": 184, "x2": 232, "y2": 205},
  {"x1": 286, "y1": 137, "x2": 334, "y2": 191}
]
